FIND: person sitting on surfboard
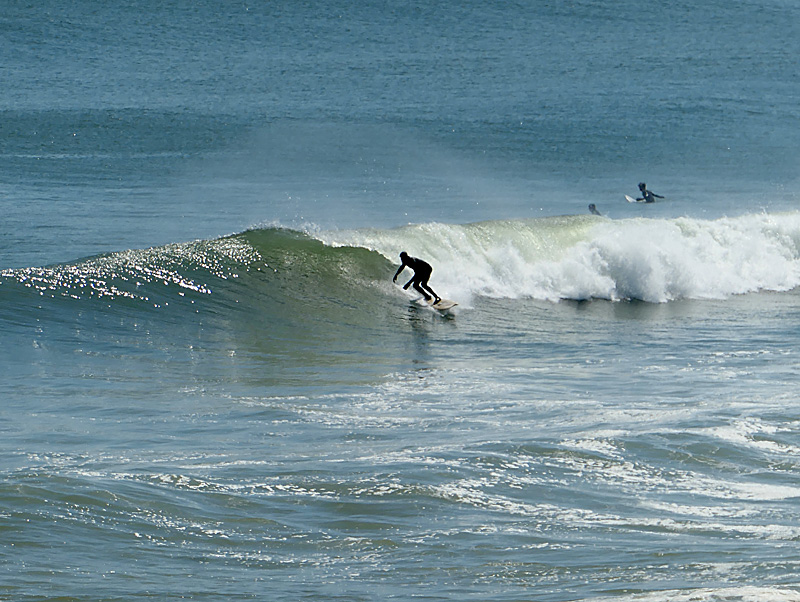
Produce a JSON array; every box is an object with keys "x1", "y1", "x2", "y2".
[
  {"x1": 588, "y1": 203, "x2": 601, "y2": 215},
  {"x1": 393, "y1": 252, "x2": 441, "y2": 305},
  {"x1": 636, "y1": 182, "x2": 664, "y2": 203}
]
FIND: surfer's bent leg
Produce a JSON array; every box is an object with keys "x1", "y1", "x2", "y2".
[
  {"x1": 412, "y1": 278, "x2": 431, "y2": 301},
  {"x1": 426, "y1": 285, "x2": 441, "y2": 304},
  {"x1": 417, "y1": 268, "x2": 439, "y2": 303}
]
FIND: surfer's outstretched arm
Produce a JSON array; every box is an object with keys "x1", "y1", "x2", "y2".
[{"x1": 393, "y1": 251, "x2": 412, "y2": 283}]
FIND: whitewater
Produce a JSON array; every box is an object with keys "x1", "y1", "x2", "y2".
[{"x1": 322, "y1": 212, "x2": 800, "y2": 304}]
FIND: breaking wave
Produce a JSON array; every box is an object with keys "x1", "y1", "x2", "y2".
[{"x1": 3, "y1": 212, "x2": 800, "y2": 313}]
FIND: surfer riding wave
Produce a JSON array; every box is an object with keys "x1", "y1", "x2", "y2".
[{"x1": 393, "y1": 252, "x2": 441, "y2": 305}]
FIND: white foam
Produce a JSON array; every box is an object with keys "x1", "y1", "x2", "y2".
[
  {"x1": 321, "y1": 212, "x2": 800, "y2": 303},
  {"x1": 589, "y1": 586, "x2": 800, "y2": 602}
]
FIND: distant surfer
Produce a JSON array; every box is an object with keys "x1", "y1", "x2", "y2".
[
  {"x1": 636, "y1": 182, "x2": 664, "y2": 203},
  {"x1": 393, "y1": 252, "x2": 441, "y2": 305},
  {"x1": 588, "y1": 203, "x2": 601, "y2": 215}
]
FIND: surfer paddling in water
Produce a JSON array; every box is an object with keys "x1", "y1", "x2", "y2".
[
  {"x1": 636, "y1": 182, "x2": 664, "y2": 203},
  {"x1": 393, "y1": 252, "x2": 441, "y2": 305}
]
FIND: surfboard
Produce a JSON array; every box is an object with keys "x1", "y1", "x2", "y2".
[
  {"x1": 411, "y1": 296, "x2": 458, "y2": 311},
  {"x1": 431, "y1": 299, "x2": 457, "y2": 311},
  {"x1": 625, "y1": 194, "x2": 639, "y2": 203}
]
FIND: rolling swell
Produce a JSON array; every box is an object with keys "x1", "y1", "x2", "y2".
[
  {"x1": 0, "y1": 229, "x2": 388, "y2": 303},
  {"x1": 0, "y1": 228, "x2": 403, "y2": 387}
]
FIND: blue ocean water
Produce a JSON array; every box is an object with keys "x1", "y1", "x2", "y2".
[{"x1": 3, "y1": 1, "x2": 800, "y2": 600}]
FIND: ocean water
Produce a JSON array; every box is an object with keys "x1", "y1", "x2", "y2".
[{"x1": 3, "y1": 1, "x2": 800, "y2": 600}]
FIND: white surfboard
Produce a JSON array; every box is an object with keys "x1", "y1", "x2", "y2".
[
  {"x1": 625, "y1": 194, "x2": 638, "y2": 203},
  {"x1": 431, "y1": 299, "x2": 458, "y2": 311},
  {"x1": 414, "y1": 297, "x2": 457, "y2": 311}
]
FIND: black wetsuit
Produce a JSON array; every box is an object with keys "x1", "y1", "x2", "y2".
[
  {"x1": 638, "y1": 187, "x2": 664, "y2": 203},
  {"x1": 393, "y1": 255, "x2": 440, "y2": 303}
]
